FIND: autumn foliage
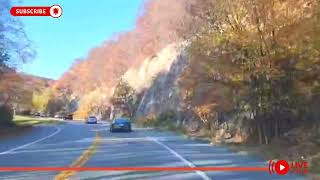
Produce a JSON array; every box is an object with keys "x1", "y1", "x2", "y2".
[
  {"x1": 54, "y1": 0, "x2": 207, "y2": 118},
  {"x1": 55, "y1": 0, "x2": 205, "y2": 91},
  {"x1": 180, "y1": 0, "x2": 320, "y2": 144}
]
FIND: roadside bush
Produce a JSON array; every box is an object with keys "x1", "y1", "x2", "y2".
[
  {"x1": 135, "y1": 114, "x2": 157, "y2": 126},
  {"x1": 139, "y1": 110, "x2": 177, "y2": 127},
  {"x1": 0, "y1": 105, "x2": 14, "y2": 126},
  {"x1": 158, "y1": 110, "x2": 177, "y2": 122},
  {"x1": 136, "y1": 111, "x2": 187, "y2": 133},
  {"x1": 153, "y1": 110, "x2": 177, "y2": 126}
]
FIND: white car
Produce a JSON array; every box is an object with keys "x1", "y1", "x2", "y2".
[
  {"x1": 86, "y1": 116, "x2": 98, "y2": 124},
  {"x1": 54, "y1": 115, "x2": 63, "y2": 119}
]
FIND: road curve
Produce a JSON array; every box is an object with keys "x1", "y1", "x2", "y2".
[{"x1": 0, "y1": 121, "x2": 305, "y2": 180}]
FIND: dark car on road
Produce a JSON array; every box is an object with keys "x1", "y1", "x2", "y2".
[
  {"x1": 110, "y1": 118, "x2": 132, "y2": 132},
  {"x1": 63, "y1": 114, "x2": 73, "y2": 120}
]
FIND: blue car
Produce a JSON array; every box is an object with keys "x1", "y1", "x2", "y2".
[{"x1": 110, "y1": 118, "x2": 132, "y2": 132}]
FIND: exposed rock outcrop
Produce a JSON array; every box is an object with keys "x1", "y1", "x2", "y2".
[{"x1": 125, "y1": 42, "x2": 189, "y2": 118}]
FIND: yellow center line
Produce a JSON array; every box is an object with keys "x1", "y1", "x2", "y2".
[{"x1": 54, "y1": 132, "x2": 102, "y2": 180}]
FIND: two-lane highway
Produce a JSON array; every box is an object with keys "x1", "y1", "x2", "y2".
[
  {"x1": 0, "y1": 122, "x2": 96, "y2": 179},
  {"x1": 0, "y1": 121, "x2": 305, "y2": 180}
]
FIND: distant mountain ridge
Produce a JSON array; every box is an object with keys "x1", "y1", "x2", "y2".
[
  {"x1": 19, "y1": 72, "x2": 55, "y2": 88},
  {"x1": 0, "y1": 71, "x2": 55, "y2": 111},
  {"x1": 19, "y1": 72, "x2": 55, "y2": 82}
]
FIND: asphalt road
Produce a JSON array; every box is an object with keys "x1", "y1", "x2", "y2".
[{"x1": 0, "y1": 121, "x2": 305, "y2": 180}]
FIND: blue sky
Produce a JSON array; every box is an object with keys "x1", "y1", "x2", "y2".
[{"x1": 15, "y1": 0, "x2": 144, "y2": 80}]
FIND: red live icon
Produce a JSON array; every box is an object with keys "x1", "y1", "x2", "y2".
[
  {"x1": 290, "y1": 161, "x2": 308, "y2": 174},
  {"x1": 10, "y1": 5, "x2": 62, "y2": 18},
  {"x1": 269, "y1": 159, "x2": 308, "y2": 176}
]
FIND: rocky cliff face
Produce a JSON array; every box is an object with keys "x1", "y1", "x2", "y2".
[
  {"x1": 122, "y1": 42, "x2": 189, "y2": 118},
  {"x1": 127, "y1": 41, "x2": 252, "y2": 143},
  {"x1": 123, "y1": 42, "x2": 188, "y2": 93}
]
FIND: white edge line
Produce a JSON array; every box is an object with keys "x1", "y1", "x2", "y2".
[
  {"x1": 149, "y1": 137, "x2": 212, "y2": 180},
  {"x1": 0, "y1": 126, "x2": 62, "y2": 155}
]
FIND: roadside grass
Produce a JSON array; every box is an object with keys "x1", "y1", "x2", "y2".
[{"x1": 14, "y1": 115, "x2": 64, "y2": 126}]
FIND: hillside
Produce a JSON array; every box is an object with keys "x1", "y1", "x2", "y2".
[
  {"x1": 0, "y1": 72, "x2": 54, "y2": 112},
  {"x1": 19, "y1": 72, "x2": 54, "y2": 89},
  {"x1": 53, "y1": 0, "x2": 206, "y2": 118}
]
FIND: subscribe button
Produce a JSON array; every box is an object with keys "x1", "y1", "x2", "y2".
[{"x1": 10, "y1": 5, "x2": 62, "y2": 18}]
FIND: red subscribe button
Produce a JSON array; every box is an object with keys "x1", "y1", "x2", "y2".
[{"x1": 10, "y1": 5, "x2": 62, "y2": 18}]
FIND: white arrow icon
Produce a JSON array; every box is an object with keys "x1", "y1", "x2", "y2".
[{"x1": 280, "y1": 164, "x2": 285, "y2": 171}]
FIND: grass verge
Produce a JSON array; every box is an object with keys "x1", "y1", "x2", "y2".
[{"x1": 13, "y1": 115, "x2": 64, "y2": 126}]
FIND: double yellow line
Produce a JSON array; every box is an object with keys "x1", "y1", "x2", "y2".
[{"x1": 55, "y1": 132, "x2": 102, "y2": 180}]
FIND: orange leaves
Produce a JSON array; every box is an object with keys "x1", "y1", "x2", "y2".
[
  {"x1": 0, "y1": 72, "x2": 23, "y2": 95},
  {"x1": 0, "y1": 72, "x2": 52, "y2": 110},
  {"x1": 53, "y1": 0, "x2": 209, "y2": 115},
  {"x1": 194, "y1": 103, "x2": 218, "y2": 123}
]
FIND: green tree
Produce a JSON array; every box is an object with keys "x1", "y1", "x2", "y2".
[
  {"x1": 111, "y1": 79, "x2": 137, "y2": 117},
  {"x1": 32, "y1": 89, "x2": 53, "y2": 112}
]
